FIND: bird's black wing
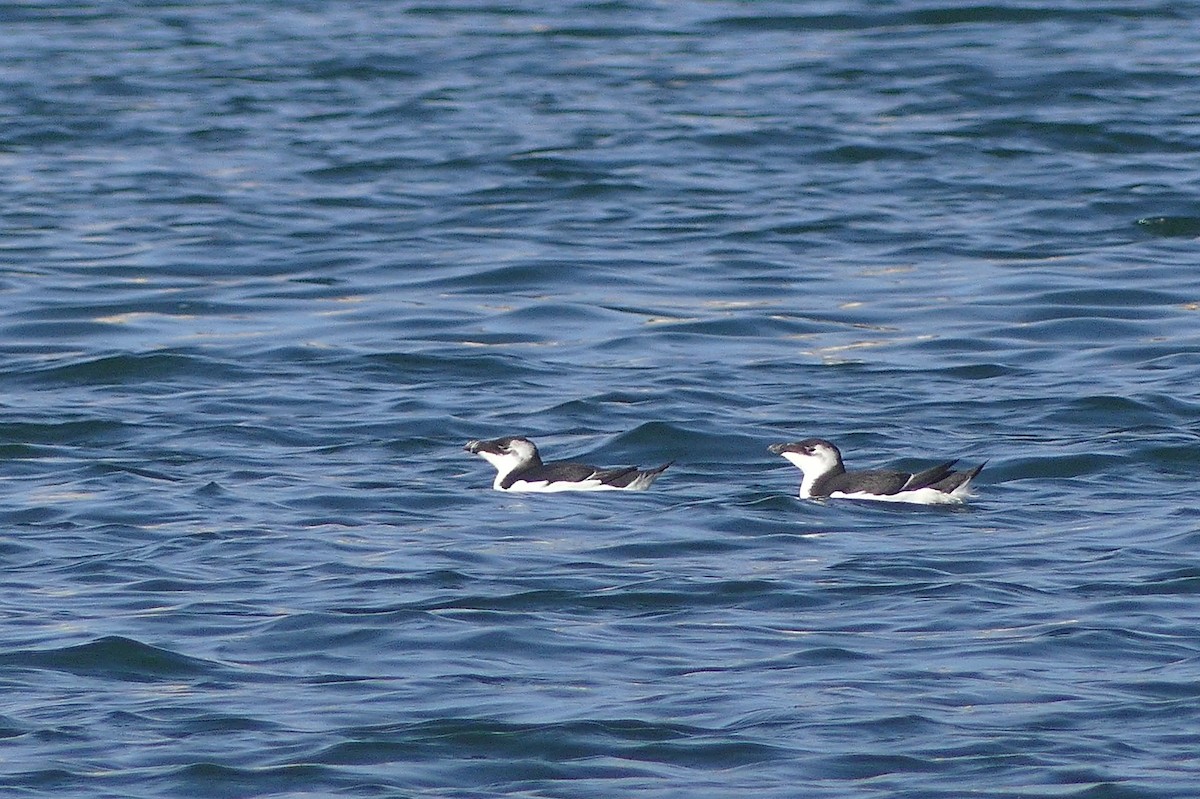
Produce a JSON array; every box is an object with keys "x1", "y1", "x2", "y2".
[
  {"x1": 589, "y1": 465, "x2": 641, "y2": 486},
  {"x1": 823, "y1": 469, "x2": 912, "y2": 496},
  {"x1": 596, "y1": 462, "x2": 673, "y2": 488},
  {"x1": 901, "y1": 460, "x2": 958, "y2": 491},
  {"x1": 501, "y1": 460, "x2": 605, "y2": 488},
  {"x1": 930, "y1": 461, "x2": 986, "y2": 492}
]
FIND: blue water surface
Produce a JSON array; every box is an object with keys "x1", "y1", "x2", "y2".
[{"x1": 2, "y1": 1, "x2": 1200, "y2": 797}]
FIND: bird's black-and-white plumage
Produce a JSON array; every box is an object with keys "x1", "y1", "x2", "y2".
[
  {"x1": 465, "y1": 436, "x2": 671, "y2": 492},
  {"x1": 769, "y1": 438, "x2": 984, "y2": 504}
]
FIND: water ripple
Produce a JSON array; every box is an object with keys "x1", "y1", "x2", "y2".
[{"x1": 3, "y1": 1, "x2": 1200, "y2": 798}]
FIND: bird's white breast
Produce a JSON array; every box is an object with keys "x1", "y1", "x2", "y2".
[
  {"x1": 502, "y1": 479, "x2": 621, "y2": 493},
  {"x1": 830, "y1": 487, "x2": 966, "y2": 505}
]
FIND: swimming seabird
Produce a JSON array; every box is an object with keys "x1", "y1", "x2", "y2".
[
  {"x1": 465, "y1": 436, "x2": 672, "y2": 492},
  {"x1": 769, "y1": 438, "x2": 984, "y2": 504}
]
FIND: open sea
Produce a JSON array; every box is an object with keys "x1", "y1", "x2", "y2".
[{"x1": 3, "y1": 2, "x2": 1200, "y2": 797}]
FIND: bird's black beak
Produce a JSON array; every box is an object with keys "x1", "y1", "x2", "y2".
[{"x1": 466, "y1": 439, "x2": 503, "y2": 455}]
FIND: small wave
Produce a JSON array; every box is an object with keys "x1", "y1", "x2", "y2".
[
  {"x1": 0, "y1": 714, "x2": 26, "y2": 740},
  {"x1": 164, "y1": 763, "x2": 336, "y2": 795},
  {"x1": 0, "y1": 636, "x2": 224, "y2": 683},
  {"x1": 811, "y1": 752, "x2": 938, "y2": 780},
  {"x1": 19, "y1": 351, "x2": 244, "y2": 387},
  {"x1": 1136, "y1": 216, "x2": 1200, "y2": 237},
  {"x1": 711, "y1": 6, "x2": 1151, "y2": 35},
  {"x1": 315, "y1": 717, "x2": 782, "y2": 769},
  {"x1": 995, "y1": 453, "x2": 1126, "y2": 481},
  {"x1": 602, "y1": 422, "x2": 764, "y2": 464},
  {"x1": 1130, "y1": 568, "x2": 1200, "y2": 597},
  {"x1": 0, "y1": 419, "x2": 130, "y2": 446}
]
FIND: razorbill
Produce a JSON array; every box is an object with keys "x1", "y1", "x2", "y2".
[
  {"x1": 769, "y1": 438, "x2": 985, "y2": 505},
  {"x1": 465, "y1": 436, "x2": 672, "y2": 492}
]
